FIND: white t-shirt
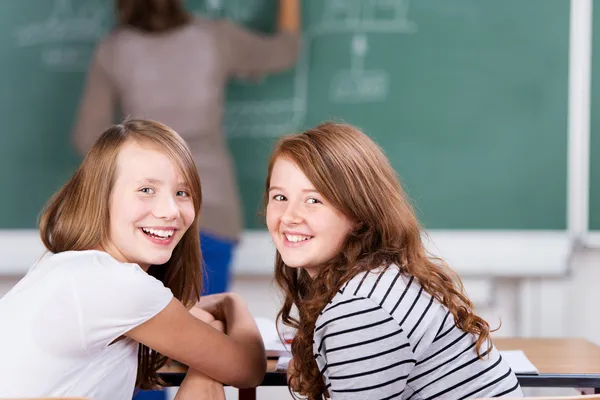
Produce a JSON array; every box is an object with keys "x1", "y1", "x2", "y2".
[{"x1": 0, "y1": 250, "x2": 173, "y2": 400}]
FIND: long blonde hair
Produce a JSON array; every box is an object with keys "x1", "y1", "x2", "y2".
[
  {"x1": 265, "y1": 122, "x2": 492, "y2": 399},
  {"x1": 39, "y1": 118, "x2": 203, "y2": 389}
]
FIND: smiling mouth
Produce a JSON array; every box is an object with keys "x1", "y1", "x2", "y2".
[
  {"x1": 284, "y1": 233, "x2": 313, "y2": 243},
  {"x1": 140, "y1": 227, "x2": 175, "y2": 240}
]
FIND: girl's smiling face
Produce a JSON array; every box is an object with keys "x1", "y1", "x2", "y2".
[
  {"x1": 102, "y1": 140, "x2": 195, "y2": 270},
  {"x1": 266, "y1": 157, "x2": 354, "y2": 277}
]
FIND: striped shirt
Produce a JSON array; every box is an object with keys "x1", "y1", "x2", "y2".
[{"x1": 313, "y1": 265, "x2": 523, "y2": 399}]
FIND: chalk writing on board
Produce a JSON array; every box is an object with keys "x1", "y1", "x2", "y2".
[
  {"x1": 14, "y1": 0, "x2": 109, "y2": 71},
  {"x1": 194, "y1": 0, "x2": 264, "y2": 24},
  {"x1": 323, "y1": 0, "x2": 415, "y2": 104},
  {"x1": 222, "y1": 0, "x2": 416, "y2": 137},
  {"x1": 315, "y1": 0, "x2": 416, "y2": 35},
  {"x1": 330, "y1": 34, "x2": 390, "y2": 103}
]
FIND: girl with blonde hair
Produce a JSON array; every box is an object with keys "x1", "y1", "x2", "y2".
[
  {"x1": 265, "y1": 122, "x2": 523, "y2": 399},
  {"x1": 0, "y1": 119, "x2": 266, "y2": 400}
]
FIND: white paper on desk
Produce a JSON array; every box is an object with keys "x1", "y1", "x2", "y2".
[
  {"x1": 254, "y1": 317, "x2": 292, "y2": 357},
  {"x1": 276, "y1": 356, "x2": 292, "y2": 372},
  {"x1": 500, "y1": 350, "x2": 538, "y2": 375}
]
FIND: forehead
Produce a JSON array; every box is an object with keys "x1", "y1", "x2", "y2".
[
  {"x1": 115, "y1": 140, "x2": 184, "y2": 184},
  {"x1": 270, "y1": 157, "x2": 314, "y2": 188}
]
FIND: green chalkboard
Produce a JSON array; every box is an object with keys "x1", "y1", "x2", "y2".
[
  {"x1": 0, "y1": 0, "x2": 570, "y2": 231},
  {"x1": 590, "y1": 1, "x2": 600, "y2": 231}
]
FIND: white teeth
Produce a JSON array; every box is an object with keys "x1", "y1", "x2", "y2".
[
  {"x1": 285, "y1": 234, "x2": 311, "y2": 243},
  {"x1": 142, "y1": 228, "x2": 174, "y2": 238}
]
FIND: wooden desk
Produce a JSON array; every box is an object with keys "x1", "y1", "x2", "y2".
[
  {"x1": 495, "y1": 338, "x2": 600, "y2": 392},
  {"x1": 159, "y1": 338, "x2": 600, "y2": 399}
]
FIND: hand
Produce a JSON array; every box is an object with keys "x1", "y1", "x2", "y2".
[
  {"x1": 189, "y1": 306, "x2": 216, "y2": 323},
  {"x1": 194, "y1": 292, "x2": 241, "y2": 321},
  {"x1": 209, "y1": 319, "x2": 225, "y2": 334},
  {"x1": 189, "y1": 303, "x2": 225, "y2": 333}
]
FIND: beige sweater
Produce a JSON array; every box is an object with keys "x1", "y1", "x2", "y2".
[{"x1": 73, "y1": 18, "x2": 300, "y2": 240}]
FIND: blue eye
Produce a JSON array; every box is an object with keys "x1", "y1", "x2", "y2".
[
  {"x1": 272, "y1": 194, "x2": 286, "y2": 201},
  {"x1": 140, "y1": 187, "x2": 155, "y2": 194}
]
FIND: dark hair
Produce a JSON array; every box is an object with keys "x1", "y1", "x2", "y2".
[
  {"x1": 265, "y1": 122, "x2": 493, "y2": 399},
  {"x1": 116, "y1": 0, "x2": 191, "y2": 33},
  {"x1": 40, "y1": 118, "x2": 203, "y2": 389}
]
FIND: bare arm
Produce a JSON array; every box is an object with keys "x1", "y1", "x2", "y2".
[
  {"x1": 125, "y1": 294, "x2": 266, "y2": 388},
  {"x1": 218, "y1": 0, "x2": 301, "y2": 79},
  {"x1": 174, "y1": 320, "x2": 226, "y2": 400}
]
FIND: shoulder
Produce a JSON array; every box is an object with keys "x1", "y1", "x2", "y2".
[
  {"x1": 339, "y1": 265, "x2": 422, "y2": 312},
  {"x1": 49, "y1": 249, "x2": 121, "y2": 270},
  {"x1": 95, "y1": 30, "x2": 121, "y2": 52},
  {"x1": 60, "y1": 250, "x2": 170, "y2": 297},
  {"x1": 333, "y1": 266, "x2": 443, "y2": 344},
  {"x1": 89, "y1": 31, "x2": 123, "y2": 72},
  {"x1": 349, "y1": 266, "x2": 440, "y2": 317},
  {"x1": 314, "y1": 281, "x2": 407, "y2": 354},
  {"x1": 188, "y1": 16, "x2": 222, "y2": 37},
  {"x1": 64, "y1": 250, "x2": 173, "y2": 316},
  {"x1": 57, "y1": 249, "x2": 136, "y2": 273}
]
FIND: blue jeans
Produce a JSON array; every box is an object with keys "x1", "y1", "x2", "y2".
[
  {"x1": 133, "y1": 231, "x2": 236, "y2": 400},
  {"x1": 200, "y1": 231, "x2": 236, "y2": 295}
]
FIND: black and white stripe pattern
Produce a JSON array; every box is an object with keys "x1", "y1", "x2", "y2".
[{"x1": 313, "y1": 265, "x2": 522, "y2": 399}]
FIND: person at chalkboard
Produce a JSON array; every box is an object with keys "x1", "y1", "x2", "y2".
[
  {"x1": 264, "y1": 122, "x2": 524, "y2": 399},
  {"x1": 73, "y1": 0, "x2": 301, "y2": 298}
]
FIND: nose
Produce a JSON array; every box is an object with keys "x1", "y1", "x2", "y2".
[
  {"x1": 280, "y1": 202, "x2": 303, "y2": 226},
  {"x1": 153, "y1": 194, "x2": 180, "y2": 221}
]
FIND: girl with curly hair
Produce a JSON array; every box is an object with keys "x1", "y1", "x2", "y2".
[{"x1": 265, "y1": 122, "x2": 523, "y2": 399}]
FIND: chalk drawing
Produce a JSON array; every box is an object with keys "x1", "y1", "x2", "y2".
[{"x1": 14, "y1": 0, "x2": 109, "y2": 70}]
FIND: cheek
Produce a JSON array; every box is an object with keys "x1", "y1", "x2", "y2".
[
  {"x1": 265, "y1": 205, "x2": 280, "y2": 231},
  {"x1": 319, "y1": 215, "x2": 352, "y2": 246},
  {"x1": 126, "y1": 200, "x2": 152, "y2": 220},
  {"x1": 181, "y1": 204, "x2": 196, "y2": 227}
]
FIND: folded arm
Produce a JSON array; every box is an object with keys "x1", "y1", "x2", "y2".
[{"x1": 126, "y1": 293, "x2": 266, "y2": 388}]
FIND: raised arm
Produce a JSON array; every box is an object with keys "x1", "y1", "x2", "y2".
[
  {"x1": 218, "y1": 0, "x2": 301, "y2": 79},
  {"x1": 278, "y1": 0, "x2": 300, "y2": 33},
  {"x1": 125, "y1": 293, "x2": 267, "y2": 388}
]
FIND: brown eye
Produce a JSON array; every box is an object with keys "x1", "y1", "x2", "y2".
[{"x1": 140, "y1": 187, "x2": 155, "y2": 194}]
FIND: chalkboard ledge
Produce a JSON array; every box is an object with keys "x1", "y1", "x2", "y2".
[{"x1": 0, "y1": 230, "x2": 573, "y2": 277}]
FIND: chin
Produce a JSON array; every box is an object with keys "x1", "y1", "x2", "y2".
[
  {"x1": 144, "y1": 252, "x2": 174, "y2": 266},
  {"x1": 280, "y1": 257, "x2": 308, "y2": 269}
]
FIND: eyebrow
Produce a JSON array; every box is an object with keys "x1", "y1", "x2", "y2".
[
  {"x1": 138, "y1": 178, "x2": 188, "y2": 186},
  {"x1": 268, "y1": 186, "x2": 319, "y2": 194}
]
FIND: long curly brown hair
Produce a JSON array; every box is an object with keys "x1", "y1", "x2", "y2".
[{"x1": 264, "y1": 122, "x2": 493, "y2": 400}]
